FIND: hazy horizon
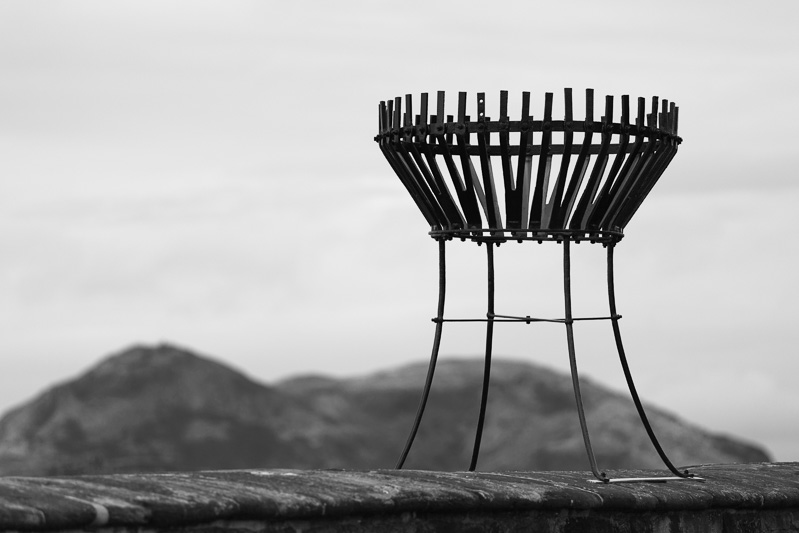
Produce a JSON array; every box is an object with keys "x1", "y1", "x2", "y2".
[{"x1": 1, "y1": 1, "x2": 798, "y2": 461}]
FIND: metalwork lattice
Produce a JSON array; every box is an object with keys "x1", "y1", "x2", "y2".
[{"x1": 374, "y1": 88, "x2": 703, "y2": 483}]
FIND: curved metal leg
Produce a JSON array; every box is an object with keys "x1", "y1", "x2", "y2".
[
  {"x1": 468, "y1": 242, "x2": 496, "y2": 471},
  {"x1": 396, "y1": 238, "x2": 447, "y2": 469},
  {"x1": 606, "y1": 244, "x2": 692, "y2": 478},
  {"x1": 563, "y1": 238, "x2": 608, "y2": 482}
]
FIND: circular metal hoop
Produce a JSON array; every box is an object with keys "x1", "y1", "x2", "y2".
[{"x1": 429, "y1": 228, "x2": 624, "y2": 244}]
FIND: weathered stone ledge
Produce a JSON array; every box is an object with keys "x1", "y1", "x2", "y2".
[{"x1": 0, "y1": 462, "x2": 797, "y2": 532}]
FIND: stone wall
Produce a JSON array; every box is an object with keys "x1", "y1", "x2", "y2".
[{"x1": 0, "y1": 462, "x2": 797, "y2": 532}]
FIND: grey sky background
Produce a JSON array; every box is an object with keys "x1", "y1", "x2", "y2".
[{"x1": 1, "y1": 1, "x2": 798, "y2": 460}]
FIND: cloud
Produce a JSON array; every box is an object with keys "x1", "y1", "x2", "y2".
[{"x1": 0, "y1": 0, "x2": 798, "y2": 461}]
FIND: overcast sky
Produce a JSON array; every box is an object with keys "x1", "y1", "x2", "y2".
[{"x1": 1, "y1": 1, "x2": 798, "y2": 462}]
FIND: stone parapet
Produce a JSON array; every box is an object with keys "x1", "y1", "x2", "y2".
[{"x1": 0, "y1": 462, "x2": 797, "y2": 532}]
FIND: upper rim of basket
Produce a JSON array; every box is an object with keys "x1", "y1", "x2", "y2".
[{"x1": 375, "y1": 89, "x2": 680, "y2": 143}]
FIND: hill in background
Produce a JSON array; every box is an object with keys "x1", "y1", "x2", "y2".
[{"x1": 0, "y1": 344, "x2": 769, "y2": 476}]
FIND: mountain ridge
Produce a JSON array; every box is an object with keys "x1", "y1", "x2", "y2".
[{"x1": 0, "y1": 343, "x2": 769, "y2": 476}]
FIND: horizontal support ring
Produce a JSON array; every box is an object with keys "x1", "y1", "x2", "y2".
[
  {"x1": 431, "y1": 313, "x2": 621, "y2": 324},
  {"x1": 429, "y1": 228, "x2": 624, "y2": 245}
]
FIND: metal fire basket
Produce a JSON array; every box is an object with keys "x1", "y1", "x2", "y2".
[{"x1": 374, "y1": 89, "x2": 701, "y2": 483}]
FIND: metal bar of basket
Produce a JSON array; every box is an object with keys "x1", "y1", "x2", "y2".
[
  {"x1": 469, "y1": 241, "x2": 496, "y2": 471},
  {"x1": 392, "y1": 137, "x2": 450, "y2": 229},
  {"x1": 379, "y1": 116, "x2": 681, "y2": 143},
  {"x1": 543, "y1": 89, "x2": 574, "y2": 229},
  {"x1": 515, "y1": 91, "x2": 533, "y2": 233},
  {"x1": 392, "y1": 96, "x2": 456, "y2": 230},
  {"x1": 401, "y1": 98, "x2": 447, "y2": 205},
  {"x1": 572, "y1": 94, "x2": 614, "y2": 230},
  {"x1": 379, "y1": 101, "x2": 441, "y2": 228},
  {"x1": 563, "y1": 238, "x2": 607, "y2": 482},
  {"x1": 499, "y1": 91, "x2": 520, "y2": 229},
  {"x1": 434, "y1": 92, "x2": 483, "y2": 229},
  {"x1": 606, "y1": 97, "x2": 667, "y2": 230},
  {"x1": 597, "y1": 96, "x2": 648, "y2": 230},
  {"x1": 586, "y1": 95, "x2": 631, "y2": 230},
  {"x1": 409, "y1": 94, "x2": 466, "y2": 230},
  {"x1": 553, "y1": 89, "x2": 595, "y2": 230},
  {"x1": 615, "y1": 137, "x2": 677, "y2": 230},
  {"x1": 613, "y1": 102, "x2": 680, "y2": 229},
  {"x1": 403, "y1": 119, "x2": 659, "y2": 136},
  {"x1": 396, "y1": 239, "x2": 448, "y2": 469},
  {"x1": 414, "y1": 142, "x2": 636, "y2": 158},
  {"x1": 476, "y1": 92, "x2": 503, "y2": 232},
  {"x1": 599, "y1": 97, "x2": 655, "y2": 231},
  {"x1": 530, "y1": 92, "x2": 554, "y2": 229},
  {"x1": 417, "y1": 96, "x2": 470, "y2": 231},
  {"x1": 456, "y1": 92, "x2": 490, "y2": 227}
]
